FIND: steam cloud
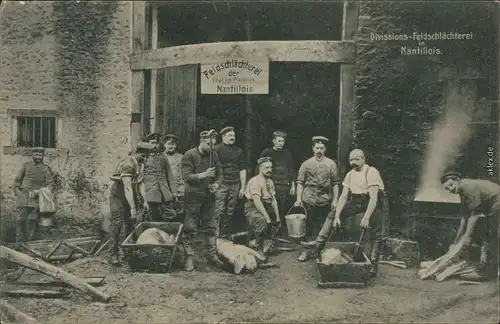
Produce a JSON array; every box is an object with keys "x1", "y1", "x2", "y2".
[{"x1": 414, "y1": 86, "x2": 475, "y2": 203}]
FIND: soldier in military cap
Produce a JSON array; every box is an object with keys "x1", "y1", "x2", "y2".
[
  {"x1": 214, "y1": 126, "x2": 246, "y2": 237},
  {"x1": 142, "y1": 132, "x2": 177, "y2": 222},
  {"x1": 12, "y1": 147, "x2": 54, "y2": 249},
  {"x1": 106, "y1": 142, "x2": 151, "y2": 266},
  {"x1": 163, "y1": 134, "x2": 185, "y2": 216},
  {"x1": 259, "y1": 131, "x2": 296, "y2": 236},
  {"x1": 244, "y1": 156, "x2": 280, "y2": 251},
  {"x1": 294, "y1": 136, "x2": 340, "y2": 240},
  {"x1": 181, "y1": 130, "x2": 224, "y2": 271},
  {"x1": 441, "y1": 172, "x2": 500, "y2": 279}
]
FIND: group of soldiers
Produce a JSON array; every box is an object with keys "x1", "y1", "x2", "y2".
[
  {"x1": 105, "y1": 127, "x2": 390, "y2": 276},
  {"x1": 11, "y1": 128, "x2": 499, "y2": 281}
]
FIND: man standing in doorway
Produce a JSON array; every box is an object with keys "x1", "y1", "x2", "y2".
[
  {"x1": 163, "y1": 134, "x2": 185, "y2": 218},
  {"x1": 181, "y1": 130, "x2": 224, "y2": 271},
  {"x1": 107, "y1": 142, "x2": 150, "y2": 266},
  {"x1": 441, "y1": 172, "x2": 500, "y2": 280},
  {"x1": 13, "y1": 147, "x2": 54, "y2": 250},
  {"x1": 245, "y1": 157, "x2": 280, "y2": 252},
  {"x1": 260, "y1": 131, "x2": 296, "y2": 235},
  {"x1": 301, "y1": 149, "x2": 387, "y2": 277},
  {"x1": 214, "y1": 126, "x2": 246, "y2": 237},
  {"x1": 294, "y1": 136, "x2": 340, "y2": 240},
  {"x1": 142, "y1": 133, "x2": 177, "y2": 222}
]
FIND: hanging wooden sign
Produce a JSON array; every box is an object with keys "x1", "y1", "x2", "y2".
[{"x1": 200, "y1": 60, "x2": 269, "y2": 95}]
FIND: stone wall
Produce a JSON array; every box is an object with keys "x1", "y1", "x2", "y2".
[
  {"x1": 0, "y1": 1, "x2": 132, "y2": 237},
  {"x1": 355, "y1": 2, "x2": 497, "y2": 230}
]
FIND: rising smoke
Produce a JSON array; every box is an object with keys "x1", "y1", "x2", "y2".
[{"x1": 414, "y1": 85, "x2": 475, "y2": 203}]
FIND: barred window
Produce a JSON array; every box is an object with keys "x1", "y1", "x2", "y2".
[{"x1": 16, "y1": 116, "x2": 56, "y2": 148}]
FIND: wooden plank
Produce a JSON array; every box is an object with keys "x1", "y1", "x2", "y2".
[
  {"x1": 62, "y1": 242, "x2": 90, "y2": 256},
  {"x1": 419, "y1": 238, "x2": 466, "y2": 280},
  {"x1": 131, "y1": 1, "x2": 148, "y2": 150},
  {"x1": 336, "y1": 0, "x2": 358, "y2": 176},
  {"x1": 4, "y1": 277, "x2": 105, "y2": 288},
  {"x1": 161, "y1": 65, "x2": 198, "y2": 151},
  {"x1": 130, "y1": 40, "x2": 356, "y2": 70},
  {"x1": 0, "y1": 289, "x2": 70, "y2": 299},
  {"x1": 0, "y1": 246, "x2": 110, "y2": 302},
  {"x1": 435, "y1": 260, "x2": 467, "y2": 282},
  {"x1": 0, "y1": 299, "x2": 38, "y2": 324}
]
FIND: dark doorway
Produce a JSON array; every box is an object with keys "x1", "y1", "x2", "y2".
[{"x1": 196, "y1": 62, "x2": 340, "y2": 174}]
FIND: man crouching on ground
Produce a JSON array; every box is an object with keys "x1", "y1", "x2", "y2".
[
  {"x1": 301, "y1": 149, "x2": 387, "y2": 277},
  {"x1": 245, "y1": 157, "x2": 280, "y2": 252},
  {"x1": 181, "y1": 130, "x2": 224, "y2": 271},
  {"x1": 107, "y1": 142, "x2": 150, "y2": 266},
  {"x1": 441, "y1": 172, "x2": 500, "y2": 280}
]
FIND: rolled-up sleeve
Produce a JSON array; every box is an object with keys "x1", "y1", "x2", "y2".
[
  {"x1": 341, "y1": 172, "x2": 351, "y2": 189},
  {"x1": 296, "y1": 163, "x2": 306, "y2": 184},
  {"x1": 248, "y1": 179, "x2": 262, "y2": 197},
  {"x1": 366, "y1": 168, "x2": 382, "y2": 189}
]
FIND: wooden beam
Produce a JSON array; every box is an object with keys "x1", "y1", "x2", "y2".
[
  {"x1": 130, "y1": 1, "x2": 148, "y2": 150},
  {"x1": 0, "y1": 246, "x2": 110, "y2": 302},
  {"x1": 130, "y1": 40, "x2": 356, "y2": 70},
  {"x1": 150, "y1": 3, "x2": 159, "y2": 133},
  {"x1": 0, "y1": 299, "x2": 38, "y2": 324},
  {"x1": 337, "y1": 1, "x2": 358, "y2": 176}
]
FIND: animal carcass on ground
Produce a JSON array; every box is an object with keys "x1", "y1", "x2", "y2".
[{"x1": 216, "y1": 239, "x2": 267, "y2": 274}]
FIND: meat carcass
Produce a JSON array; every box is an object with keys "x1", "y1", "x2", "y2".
[
  {"x1": 320, "y1": 248, "x2": 352, "y2": 265},
  {"x1": 136, "y1": 228, "x2": 175, "y2": 245},
  {"x1": 216, "y1": 239, "x2": 267, "y2": 274}
]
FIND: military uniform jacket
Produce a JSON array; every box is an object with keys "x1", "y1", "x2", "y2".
[
  {"x1": 13, "y1": 161, "x2": 54, "y2": 207},
  {"x1": 143, "y1": 153, "x2": 176, "y2": 203}
]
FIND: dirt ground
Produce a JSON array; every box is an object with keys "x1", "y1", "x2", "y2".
[{"x1": 3, "y1": 246, "x2": 499, "y2": 324}]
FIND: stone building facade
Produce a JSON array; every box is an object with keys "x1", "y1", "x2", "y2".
[{"x1": 0, "y1": 1, "x2": 133, "y2": 228}]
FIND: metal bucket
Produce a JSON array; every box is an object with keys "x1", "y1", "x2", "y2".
[
  {"x1": 285, "y1": 206, "x2": 307, "y2": 238},
  {"x1": 39, "y1": 214, "x2": 54, "y2": 227}
]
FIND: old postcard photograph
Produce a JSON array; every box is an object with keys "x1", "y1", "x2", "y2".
[{"x1": 0, "y1": 0, "x2": 499, "y2": 323}]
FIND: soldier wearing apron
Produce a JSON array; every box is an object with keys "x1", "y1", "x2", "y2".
[
  {"x1": 142, "y1": 133, "x2": 176, "y2": 222},
  {"x1": 294, "y1": 136, "x2": 340, "y2": 239},
  {"x1": 163, "y1": 134, "x2": 185, "y2": 218},
  {"x1": 12, "y1": 147, "x2": 53, "y2": 249}
]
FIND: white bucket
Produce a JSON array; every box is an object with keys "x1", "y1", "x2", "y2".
[
  {"x1": 39, "y1": 214, "x2": 54, "y2": 227},
  {"x1": 285, "y1": 207, "x2": 307, "y2": 238}
]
